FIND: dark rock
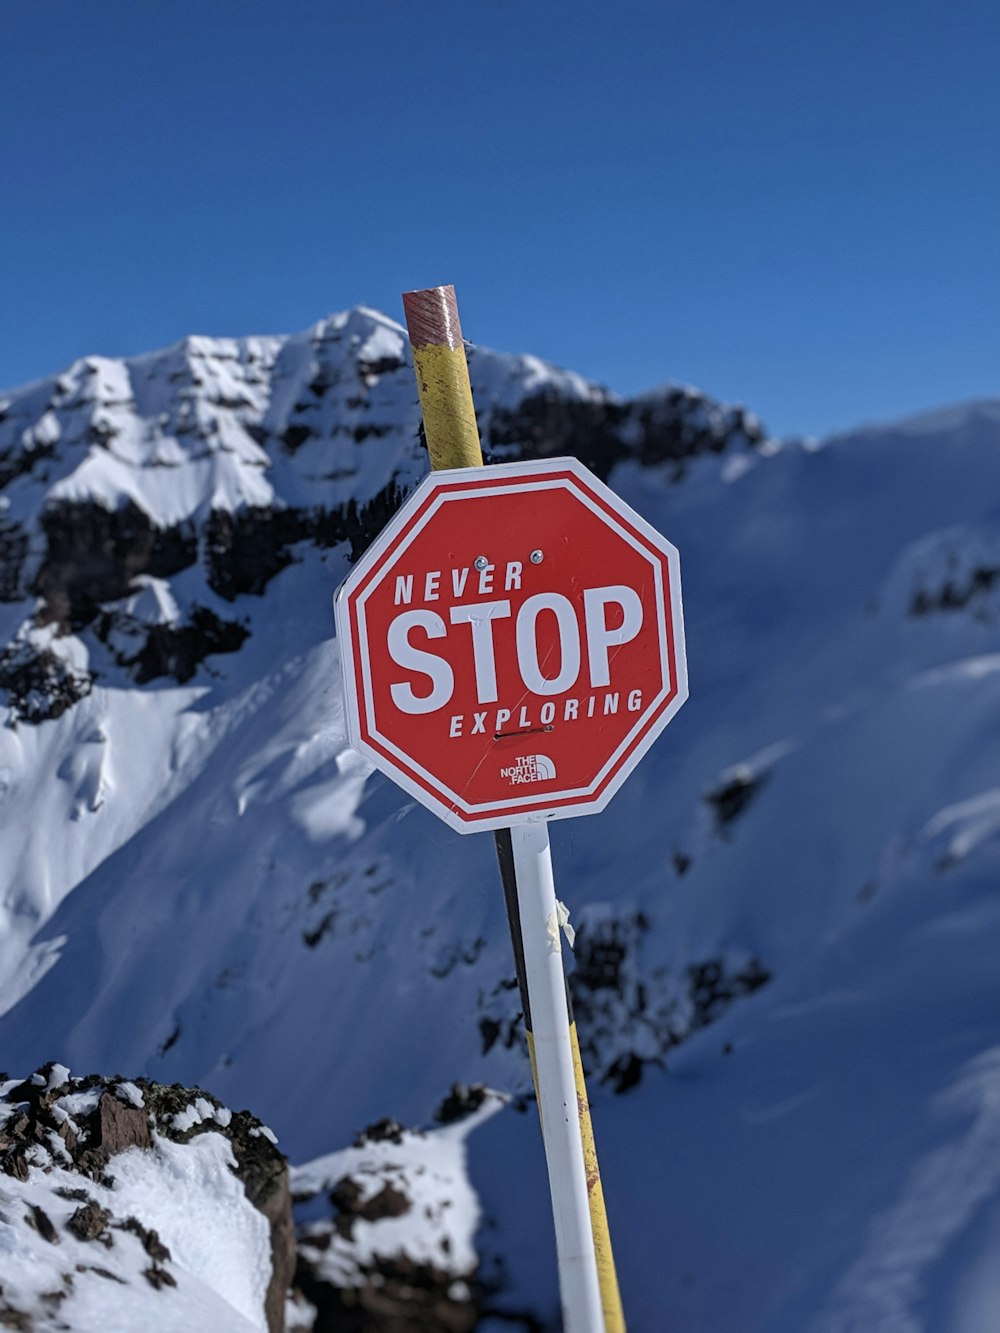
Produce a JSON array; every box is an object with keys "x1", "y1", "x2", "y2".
[
  {"x1": 330, "y1": 1183, "x2": 413, "y2": 1242},
  {"x1": 352, "y1": 1118, "x2": 406, "y2": 1148},
  {"x1": 204, "y1": 505, "x2": 313, "y2": 601},
  {"x1": 687, "y1": 957, "x2": 771, "y2": 1029},
  {"x1": 0, "y1": 520, "x2": 28, "y2": 603},
  {"x1": 97, "y1": 1092, "x2": 151, "y2": 1154},
  {"x1": 486, "y1": 382, "x2": 767, "y2": 481},
  {"x1": 348, "y1": 1181, "x2": 409, "y2": 1224},
  {"x1": 224, "y1": 1111, "x2": 295, "y2": 1333},
  {"x1": 142, "y1": 1265, "x2": 177, "y2": 1290},
  {"x1": 54, "y1": 1113, "x2": 80, "y2": 1153},
  {"x1": 705, "y1": 770, "x2": 766, "y2": 831},
  {"x1": 329, "y1": 1175, "x2": 363, "y2": 1216},
  {"x1": 302, "y1": 909, "x2": 338, "y2": 949},
  {"x1": 158, "y1": 1025, "x2": 181, "y2": 1056},
  {"x1": 34, "y1": 499, "x2": 195, "y2": 632},
  {"x1": 478, "y1": 1017, "x2": 502, "y2": 1056},
  {"x1": 0, "y1": 642, "x2": 95, "y2": 725},
  {"x1": 296, "y1": 1253, "x2": 479, "y2": 1333},
  {"x1": 476, "y1": 978, "x2": 523, "y2": 1059},
  {"x1": 488, "y1": 389, "x2": 628, "y2": 479},
  {"x1": 0, "y1": 430, "x2": 58, "y2": 489},
  {"x1": 280, "y1": 424, "x2": 313, "y2": 452},
  {"x1": 67, "y1": 1201, "x2": 112, "y2": 1243},
  {"x1": 26, "y1": 1205, "x2": 59, "y2": 1245},
  {"x1": 567, "y1": 911, "x2": 771, "y2": 1091},
  {"x1": 344, "y1": 480, "x2": 407, "y2": 563},
  {"x1": 910, "y1": 565, "x2": 1000, "y2": 616},
  {"x1": 434, "y1": 1084, "x2": 488, "y2": 1126},
  {"x1": 357, "y1": 353, "x2": 406, "y2": 380},
  {"x1": 629, "y1": 389, "x2": 766, "y2": 469},
  {"x1": 572, "y1": 922, "x2": 634, "y2": 994},
  {"x1": 95, "y1": 604, "x2": 250, "y2": 684},
  {"x1": 603, "y1": 1053, "x2": 644, "y2": 1095},
  {"x1": 429, "y1": 937, "x2": 486, "y2": 980},
  {"x1": 117, "y1": 1216, "x2": 170, "y2": 1262},
  {"x1": 0, "y1": 1148, "x2": 30, "y2": 1182},
  {"x1": 329, "y1": 1178, "x2": 365, "y2": 1237},
  {"x1": 74, "y1": 1264, "x2": 124, "y2": 1284},
  {"x1": 0, "y1": 1303, "x2": 34, "y2": 1330}
]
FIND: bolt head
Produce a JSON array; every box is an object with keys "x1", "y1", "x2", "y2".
[
  {"x1": 530, "y1": 549, "x2": 544, "y2": 564},
  {"x1": 474, "y1": 555, "x2": 489, "y2": 571}
]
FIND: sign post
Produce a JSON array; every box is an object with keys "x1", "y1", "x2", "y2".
[
  {"x1": 335, "y1": 456, "x2": 687, "y2": 829},
  {"x1": 511, "y1": 820, "x2": 604, "y2": 1329},
  {"x1": 335, "y1": 285, "x2": 687, "y2": 1331}
]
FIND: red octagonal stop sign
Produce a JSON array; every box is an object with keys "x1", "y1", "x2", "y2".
[{"x1": 334, "y1": 457, "x2": 687, "y2": 832}]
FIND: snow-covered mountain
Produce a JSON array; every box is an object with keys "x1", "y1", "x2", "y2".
[{"x1": 1, "y1": 308, "x2": 999, "y2": 1331}]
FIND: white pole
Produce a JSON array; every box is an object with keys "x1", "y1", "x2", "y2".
[{"x1": 510, "y1": 821, "x2": 605, "y2": 1333}]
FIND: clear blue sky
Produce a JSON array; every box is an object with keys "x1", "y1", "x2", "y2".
[{"x1": 2, "y1": 0, "x2": 998, "y2": 438}]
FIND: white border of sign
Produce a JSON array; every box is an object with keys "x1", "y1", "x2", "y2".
[{"x1": 334, "y1": 457, "x2": 687, "y2": 833}]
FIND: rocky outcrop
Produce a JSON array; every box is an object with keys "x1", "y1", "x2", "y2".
[
  {"x1": 0, "y1": 1067, "x2": 507, "y2": 1333},
  {"x1": 476, "y1": 909, "x2": 771, "y2": 1093},
  {"x1": 0, "y1": 638, "x2": 95, "y2": 724},
  {"x1": 0, "y1": 1065, "x2": 294, "y2": 1333},
  {"x1": 289, "y1": 1095, "x2": 506, "y2": 1333},
  {"x1": 487, "y1": 382, "x2": 768, "y2": 481},
  {"x1": 33, "y1": 500, "x2": 197, "y2": 633},
  {"x1": 0, "y1": 516, "x2": 29, "y2": 601},
  {"x1": 568, "y1": 911, "x2": 770, "y2": 1091}
]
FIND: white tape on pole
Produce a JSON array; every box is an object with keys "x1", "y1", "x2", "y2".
[{"x1": 511, "y1": 821, "x2": 604, "y2": 1333}]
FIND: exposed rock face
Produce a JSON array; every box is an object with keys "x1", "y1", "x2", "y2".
[
  {"x1": 0, "y1": 637, "x2": 95, "y2": 724},
  {"x1": 568, "y1": 910, "x2": 770, "y2": 1092},
  {"x1": 486, "y1": 381, "x2": 767, "y2": 480},
  {"x1": 295, "y1": 1255, "x2": 478, "y2": 1333},
  {"x1": 476, "y1": 908, "x2": 771, "y2": 1093},
  {"x1": 33, "y1": 499, "x2": 193, "y2": 631},
  {"x1": 0, "y1": 1064, "x2": 293, "y2": 1333},
  {"x1": 289, "y1": 1094, "x2": 506, "y2": 1333},
  {"x1": 0, "y1": 516, "x2": 29, "y2": 600},
  {"x1": 228, "y1": 1119, "x2": 297, "y2": 1333},
  {"x1": 0, "y1": 308, "x2": 771, "y2": 725}
]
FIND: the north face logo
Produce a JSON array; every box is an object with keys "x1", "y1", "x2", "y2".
[{"x1": 499, "y1": 755, "x2": 557, "y2": 785}]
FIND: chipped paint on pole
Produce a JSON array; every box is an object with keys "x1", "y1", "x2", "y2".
[{"x1": 402, "y1": 286, "x2": 483, "y2": 471}]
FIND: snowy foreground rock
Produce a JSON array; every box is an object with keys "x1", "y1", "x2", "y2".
[
  {"x1": 2, "y1": 311, "x2": 1000, "y2": 1329},
  {"x1": 0, "y1": 1064, "x2": 503, "y2": 1332},
  {"x1": 0, "y1": 1065, "x2": 292, "y2": 1331}
]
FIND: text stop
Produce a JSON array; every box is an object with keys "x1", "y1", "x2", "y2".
[{"x1": 387, "y1": 584, "x2": 643, "y2": 714}]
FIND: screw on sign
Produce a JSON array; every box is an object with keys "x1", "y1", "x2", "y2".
[{"x1": 335, "y1": 457, "x2": 687, "y2": 833}]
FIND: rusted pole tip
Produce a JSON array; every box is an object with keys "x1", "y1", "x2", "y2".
[{"x1": 402, "y1": 285, "x2": 464, "y2": 350}]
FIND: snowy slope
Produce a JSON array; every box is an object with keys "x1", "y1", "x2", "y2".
[{"x1": 2, "y1": 312, "x2": 1000, "y2": 1330}]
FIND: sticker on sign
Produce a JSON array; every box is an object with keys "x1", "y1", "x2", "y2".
[{"x1": 334, "y1": 457, "x2": 687, "y2": 832}]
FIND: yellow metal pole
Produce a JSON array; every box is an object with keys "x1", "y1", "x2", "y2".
[
  {"x1": 402, "y1": 284, "x2": 625, "y2": 1332},
  {"x1": 571, "y1": 1023, "x2": 625, "y2": 1331},
  {"x1": 401, "y1": 285, "x2": 483, "y2": 470}
]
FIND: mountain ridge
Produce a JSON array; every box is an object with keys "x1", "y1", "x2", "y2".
[
  {"x1": 0, "y1": 307, "x2": 769, "y2": 727},
  {"x1": 2, "y1": 313, "x2": 1000, "y2": 1330}
]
